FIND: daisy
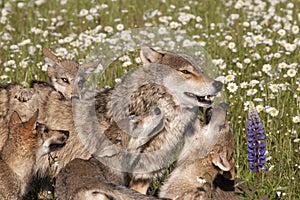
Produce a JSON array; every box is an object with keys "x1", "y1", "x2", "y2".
[
  {"x1": 236, "y1": 62, "x2": 243, "y2": 69},
  {"x1": 116, "y1": 24, "x2": 124, "y2": 31},
  {"x1": 247, "y1": 88, "x2": 258, "y2": 96},
  {"x1": 287, "y1": 69, "x2": 297, "y2": 77},
  {"x1": 227, "y1": 82, "x2": 238, "y2": 93},
  {"x1": 228, "y1": 42, "x2": 236, "y2": 49},
  {"x1": 277, "y1": 29, "x2": 286, "y2": 37},
  {"x1": 196, "y1": 176, "x2": 206, "y2": 184},
  {"x1": 240, "y1": 82, "x2": 248, "y2": 88},
  {"x1": 262, "y1": 64, "x2": 272, "y2": 73},
  {"x1": 225, "y1": 74, "x2": 235, "y2": 83},
  {"x1": 269, "y1": 84, "x2": 279, "y2": 93},
  {"x1": 104, "y1": 26, "x2": 113, "y2": 34},
  {"x1": 256, "y1": 105, "x2": 264, "y2": 113},
  {"x1": 292, "y1": 116, "x2": 299, "y2": 123},
  {"x1": 266, "y1": 107, "x2": 279, "y2": 117}
]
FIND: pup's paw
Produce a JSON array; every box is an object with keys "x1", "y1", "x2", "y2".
[{"x1": 15, "y1": 88, "x2": 34, "y2": 102}]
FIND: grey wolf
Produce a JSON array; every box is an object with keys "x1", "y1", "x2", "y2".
[
  {"x1": 0, "y1": 110, "x2": 69, "y2": 199},
  {"x1": 91, "y1": 44, "x2": 222, "y2": 193},
  {"x1": 159, "y1": 103, "x2": 235, "y2": 199}
]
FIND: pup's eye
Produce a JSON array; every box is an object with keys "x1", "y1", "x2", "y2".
[
  {"x1": 181, "y1": 70, "x2": 191, "y2": 74},
  {"x1": 44, "y1": 127, "x2": 49, "y2": 134},
  {"x1": 35, "y1": 122, "x2": 40, "y2": 129},
  {"x1": 61, "y1": 78, "x2": 69, "y2": 84}
]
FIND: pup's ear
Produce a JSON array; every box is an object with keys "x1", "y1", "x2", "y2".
[
  {"x1": 140, "y1": 44, "x2": 163, "y2": 64},
  {"x1": 212, "y1": 150, "x2": 232, "y2": 171},
  {"x1": 9, "y1": 111, "x2": 22, "y2": 127},
  {"x1": 42, "y1": 47, "x2": 59, "y2": 66},
  {"x1": 24, "y1": 110, "x2": 39, "y2": 130}
]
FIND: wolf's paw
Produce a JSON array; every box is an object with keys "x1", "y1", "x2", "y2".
[{"x1": 15, "y1": 88, "x2": 34, "y2": 102}]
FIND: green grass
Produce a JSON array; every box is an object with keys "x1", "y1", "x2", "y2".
[{"x1": 1, "y1": 0, "x2": 299, "y2": 199}]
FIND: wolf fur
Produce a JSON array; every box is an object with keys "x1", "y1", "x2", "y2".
[
  {"x1": 14, "y1": 47, "x2": 99, "y2": 102},
  {"x1": 55, "y1": 107, "x2": 165, "y2": 199},
  {"x1": 159, "y1": 103, "x2": 235, "y2": 199},
  {"x1": 0, "y1": 110, "x2": 69, "y2": 199}
]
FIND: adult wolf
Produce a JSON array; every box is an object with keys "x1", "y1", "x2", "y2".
[{"x1": 73, "y1": 44, "x2": 223, "y2": 193}]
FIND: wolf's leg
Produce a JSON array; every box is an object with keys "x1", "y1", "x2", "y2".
[{"x1": 15, "y1": 88, "x2": 34, "y2": 102}]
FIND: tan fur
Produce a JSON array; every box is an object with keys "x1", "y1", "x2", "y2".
[
  {"x1": 159, "y1": 103, "x2": 235, "y2": 199},
  {"x1": 55, "y1": 158, "x2": 164, "y2": 200},
  {"x1": 55, "y1": 108, "x2": 165, "y2": 199},
  {"x1": 43, "y1": 47, "x2": 100, "y2": 100},
  {"x1": 0, "y1": 111, "x2": 69, "y2": 199}
]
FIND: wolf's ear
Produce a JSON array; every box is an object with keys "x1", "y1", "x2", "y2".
[
  {"x1": 24, "y1": 110, "x2": 39, "y2": 130},
  {"x1": 140, "y1": 44, "x2": 163, "y2": 64},
  {"x1": 42, "y1": 47, "x2": 59, "y2": 67},
  {"x1": 9, "y1": 111, "x2": 22, "y2": 127}
]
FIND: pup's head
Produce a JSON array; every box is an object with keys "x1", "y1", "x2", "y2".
[
  {"x1": 140, "y1": 45, "x2": 222, "y2": 108},
  {"x1": 206, "y1": 103, "x2": 235, "y2": 180},
  {"x1": 36, "y1": 122, "x2": 69, "y2": 155},
  {"x1": 8, "y1": 111, "x2": 69, "y2": 156},
  {"x1": 43, "y1": 47, "x2": 99, "y2": 100}
]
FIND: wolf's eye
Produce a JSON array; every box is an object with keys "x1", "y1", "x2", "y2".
[
  {"x1": 181, "y1": 70, "x2": 191, "y2": 74},
  {"x1": 61, "y1": 78, "x2": 69, "y2": 84}
]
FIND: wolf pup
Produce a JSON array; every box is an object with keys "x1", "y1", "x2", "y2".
[
  {"x1": 0, "y1": 110, "x2": 69, "y2": 199},
  {"x1": 159, "y1": 103, "x2": 235, "y2": 199},
  {"x1": 55, "y1": 107, "x2": 165, "y2": 200},
  {"x1": 15, "y1": 48, "x2": 99, "y2": 102}
]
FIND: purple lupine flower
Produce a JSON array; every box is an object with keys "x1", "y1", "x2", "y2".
[{"x1": 247, "y1": 101, "x2": 267, "y2": 172}]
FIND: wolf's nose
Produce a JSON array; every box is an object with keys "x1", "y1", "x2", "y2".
[
  {"x1": 60, "y1": 130, "x2": 70, "y2": 137},
  {"x1": 213, "y1": 81, "x2": 223, "y2": 92},
  {"x1": 153, "y1": 107, "x2": 161, "y2": 115}
]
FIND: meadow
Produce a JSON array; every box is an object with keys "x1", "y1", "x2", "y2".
[{"x1": 0, "y1": 0, "x2": 299, "y2": 199}]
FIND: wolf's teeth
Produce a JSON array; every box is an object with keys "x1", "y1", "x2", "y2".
[{"x1": 204, "y1": 96, "x2": 211, "y2": 101}]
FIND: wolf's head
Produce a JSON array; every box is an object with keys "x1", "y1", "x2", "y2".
[
  {"x1": 140, "y1": 45, "x2": 222, "y2": 108},
  {"x1": 43, "y1": 47, "x2": 99, "y2": 100}
]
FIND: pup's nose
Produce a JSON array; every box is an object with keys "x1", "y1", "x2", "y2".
[
  {"x1": 153, "y1": 107, "x2": 161, "y2": 115},
  {"x1": 60, "y1": 130, "x2": 70, "y2": 137},
  {"x1": 213, "y1": 81, "x2": 223, "y2": 92}
]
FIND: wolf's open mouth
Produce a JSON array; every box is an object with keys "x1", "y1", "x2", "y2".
[{"x1": 184, "y1": 92, "x2": 215, "y2": 105}]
